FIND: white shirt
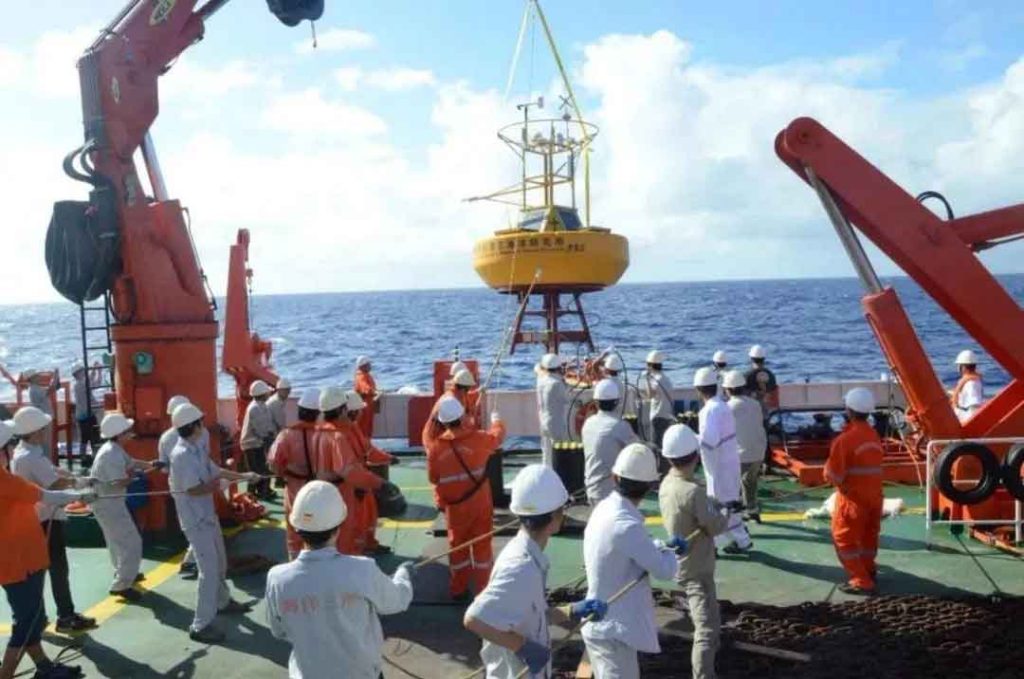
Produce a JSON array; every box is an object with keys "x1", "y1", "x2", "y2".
[
  {"x1": 607, "y1": 374, "x2": 637, "y2": 417},
  {"x1": 582, "y1": 492, "x2": 677, "y2": 653},
  {"x1": 159, "y1": 427, "x2": 210, "y2": 468},
  {"x1": 640, "y1": 371, "x2": 674, "y2": 421},
  {"x1": 466, "y1": 531, "x2": 551, "y2": 679},
  {"x1": 267, "y1": 394, "x2": 288, "y2": 432},
  {"x1": 73, "y1": 376, "x2": 93, "y2": 420},
  {"x1": 28, "y1": 384, "x2": 52, "y2": 415},
  {"x1": 728, "y1": 395, "x2": 767, "y2": 465},
  {"x1": 169, "y1": 437, "x2": 220, "y2": 532},
  {"x1": 956, "y1": 377, "x2": 984, "y2": 422},
  {"x1": 265, "y1": 548, "x2": 414, "y2": 679},
  {"x1": 536, "y1": 374, "x2": 569, "y2": 440},
  {"x1": 241, "y1": 400, "x2": 275, "y2": 450},
  {"x1": 11, "y1": 441, "x2": 64, "y2": 521},
  {"x1": 581, "y1": 411, "x2": 638, "y2": 501},
  {"x1": 698, "y1": 398, "x2": 742, "y2": 503},
  {"x1": 91, "y1": 440, "x2": 138, "y2": 500}
]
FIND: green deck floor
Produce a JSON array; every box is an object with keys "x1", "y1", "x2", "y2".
[{"x1": 3, "y1": 456, "x2": 1022, "y2": 678}]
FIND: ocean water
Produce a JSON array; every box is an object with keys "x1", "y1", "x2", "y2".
[{"x1": 1, "y1": 276, "x2": 1021, "y2": 400}]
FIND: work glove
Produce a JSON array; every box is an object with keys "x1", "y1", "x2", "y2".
[
  {"x1": 568, "y1": 598, "x2": 608, "y2": 622},
  {"x1": 396, "y1": 561, "x2": 416, "y2": 578},
  {"x1": 666, "y1": 536, "x2": 689, "y2": 555},
  {"x1": 515, "y1": 638, "x2": 551, "y2": 675}
]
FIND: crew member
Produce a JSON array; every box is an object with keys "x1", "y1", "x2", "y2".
[
  {"x1": 25, "y1": 369, "x2": 59, "y2": 458},
  {"x1": 265, "y1": 481, "x2": 414, "y2": 679},
  {"x1": 343, "y1": 390, "x2": 397, "y2": 555},
  {"x1": 951, "y1": 350, "x2": 984, "y2": 422},
  {"x1": 315, "y1": 387, "x2": 382, "y2": 555},
  {"x1": 825, "y1": 388, "x2": 883, "y2": 595},
  {"x1": 354, "y1": 356, "x2": 379, "y2": 439},
  {"x1": 582, "y1": 444, "x2": 682, "y2": 679},
  {"x1": 71, "y1": 362, "x2": 100, "y2": 464},
  {"x1": 431, "y1": 369, "x2": 482, "y2": 428},
  {"x1": 159, "y1": 394, "x2": 200, "y2": 579},
  {"x1": 694, "y1": 368, "x2": 752, "y2": 553},
  {"x1": 536, "y1": 354, "x2": 568, "y2": 468},
  {"x1": 267, "y1": 378, "x2": 292, "y2": 434},
  {"x1": 464, "y1": 465, "x2": 608, "y2": 678},
  {"x1": 744, "y1": 345, "x2": 779, "y2": 418},
  {"x1": 1, "y1": 421, "x2": 93, "y2": 679},
  {"x1": 168, "y1": 402, "x2": 256, "y2": 643},
  {"x1": 423, "y1": 396, "x2": 506, "y2": 600},
  {"x1": 659, "y1": 424, "x2": 729, "y2": 679},
  {"x1": 91, "y1": 413, "x2": 154, "y2": 601},
  {"x1": 640, "y1": 350, "x2": 675, "y2": 448},
  {"x1": 267, "y1": 389, "x2": 322, "y2": 560},
  {"x1": 9, "y1": 406, "x2": 96, "y2": 633},
  {"x1": 723, "y1": 371, "x2": 767, "y2": 523},
  {"x1": 581, "y1": 379, "x2": 639, "y2": 505},
  {"x1": 240, "y1": 380, "x2": 276, "y2": 500},
  {"x1": 711, "y1": 350, "x2": 728, "y2": 373},
  {"x1": 602, "y1": 354, "x2": 636, "y2": 417}
]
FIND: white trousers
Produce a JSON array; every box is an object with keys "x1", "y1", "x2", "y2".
[
  {"x1": 713, "y1": 511, "x2": 752, "y2": 549},
  {"x1": 92, "y1": 500, "x2": 143, "y2": 592},
  {"x1": 183, "y1": 521, "x2": 230, "y2": 632},
  {"x1": 584, "y1": 637, "x2": 639, "y2": 679},
  {"x1": 182, "y1": 545, "x2": 196, "y2": 566},
  {"x1": 540, "y1": 435, "x2": 554, "y2": 468}
]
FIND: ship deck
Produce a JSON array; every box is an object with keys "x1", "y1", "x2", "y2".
[{"x1": 3, "y1": 451, "x2": 1022, "y2": 678}]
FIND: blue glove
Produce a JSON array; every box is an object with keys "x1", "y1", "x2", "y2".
[
  {"x1": 667, "y1": 536, "x2": 689, "y2": 555},
  {"x1": 516, "y1": 638, "x2": 550, "y2": 675},
  {"x1": 569, "y1": 598, "x2": 609, "y2": 622}
]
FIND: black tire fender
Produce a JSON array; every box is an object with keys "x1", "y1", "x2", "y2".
[
  {"x1": 933, "y1": 443, "x2": 1000, "y2": 505},
  {"x1": 1002, "y1": 445, "x2": 1024, "y2": 502}
]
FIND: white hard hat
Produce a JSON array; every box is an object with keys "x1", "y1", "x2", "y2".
[
  {"x1": 593, "y1": 378, "x2": 620, "y2": 401},
  {"x1": 646, "y1": 350, "x2": 666, "y2": 364},
  {"x1": 844, "y1": 387, "x2": 875, "y2": 415},
  {"x1": 0, "y1": 420, "x2": 13, "y2": 448},
  {"x1": 722, "y1": 370, "x2": 747, "y2": 390},
  {"x1": 539, "y1": 354, "x2": 562, "y2": 370},
  {"x1": 955, "y1": 350, "x2": 978, "y2": 365},
  {"x1": 344, "y1": 390, "x2": 365, "y2": 411},
  {"x1": 509, "y1": 464, "x2": 569, "y2": 516},
  {"x1": 449, "y1": 361, "x2": 467, "y2": 377},
  {"x1": 71, "y1": 361, "x2": 85, "y2": 374},
  {"x1": 166, "y1": 395, "x2": 190, "y2": 415},
  {"x1": 100, "y1": 412, "x2": 134, "y2": 439},
  {"x1": 603, "y1": 354, "x2": 623, "y2": 371},
  {"x1": 276, "y1": 378, "x2": 291, "y2": 390},
  {"x1": 436, "y1": 395, "x2": 465, "y2": 424},
  {"x1": 662, "y1": 424, "x2": 700, "y2": 460},
  {"x1": 11, "y1": 406, "x2": 52, "y2": 436},
  {"x1": 355, "y1": 355, "x2": 371, "y2": 369},
  {"x1": 693, "y1": 366, "x2": 718, "y2": 388},
  {"x1": 749, "y1": 345, "x2": 766, "y2": 359},
  {"x1": 249, "y1": 380, "x2": 271, "y2": 398},
  {"x1": 319, "y1": 386, "x2": 347, "y2": 412},
  {"x1": 289, "y1": 480, "x2": 347, "y2": 532},
  {"x1": 171, "y1": 403, "x2": 204, "y2": 429},
  {"x1": 453, "y1": 369, "x2": 476, "y2": 388},
  {"x1": 297, "y1": 389, "x2": 321, "y2": 410},
  {"x1": 712, "y1": 350, "x2": 728, "y2": 364},
  {"x1": 612, "y1": 443, "x2": 660, "y2": 482}
]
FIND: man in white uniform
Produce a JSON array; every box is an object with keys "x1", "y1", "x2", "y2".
[
  {"x1": 694, "y1": 368, "x2": 752, "y2": 553},
  {"x1": 639, "y1": 351, "x2": 675, "y2": 448},
  {"x1": 158, "y1": 395, "x2": 203, "y2": 578},
  {"x1": 25, "y1": 368, "x2": 59, "y2": 458},
  {"x1": 723, "y1": 371, "x2": 767, "y2": 523},
  {"x1": 582, "y1": 444, "x2": 684, "y2": 678},
  {"x1": 168, "y1": 403, "x2": 257, "y2": 643},
  {"x1": 71, "y1": 362, "x2": 100, "y2": 463},
  {"x1": 240, "y1": 380, "x2": 276, "y2": 499},
  {"x1": 602, "y1": 354, "x2": 636, "y2": 417},
  {"x1": 91, "y1": 413, "x2": 154, "y2": 601},
  {"x1": 265, "y1": 481, "x2": 414, "y2": 678},
  {"x1": 951, "y1": 350, "x2": 984, "y2": 422},
  {"x1": 582, "y1": 379, "x2": 639, "y2": 505},
  {"x1": 267, "y1": 378, "x2": 292, "y2": 434},
  {"x1": 535, "y1": 354, "x2": 568, "y2": 468},
  {"x1": 464, "y1": 465, "x2": 608, "y2": 678}
]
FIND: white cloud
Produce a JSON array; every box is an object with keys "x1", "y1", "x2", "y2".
[
  {"x1": 31, "y1": 26, "x2": 98, "y2": 99},
  {"x1": 295, "y1": 28, "x2": 375, "y2": 54},
  {"x1": 365, "y1": 67, "x2": 437, "y2": 91},
  {"x1": 0, "y1": 46, "x2": 25, "y2": 86},
  {"x1": 939, "y1": 43, "x2": 989, "y2": 72},
  {"x1": 260, "y1": 88, "x2": 388, "y2": 139},
  {"x1": 334, "y1": 66, "x2": 362, "y2": 91}
]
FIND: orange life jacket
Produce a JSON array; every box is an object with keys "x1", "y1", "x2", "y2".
[{"x1": 950, "y1": 371, "x2": 982, "y2": 409}]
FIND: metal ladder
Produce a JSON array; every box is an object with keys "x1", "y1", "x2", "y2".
[{"x1": 78, "y1": 291, "x2": 115, "y2": 420}]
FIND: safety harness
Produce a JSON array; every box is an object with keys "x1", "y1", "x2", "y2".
[{"x1": 444, "y1": 443, "x2": 489, "y2": 507}]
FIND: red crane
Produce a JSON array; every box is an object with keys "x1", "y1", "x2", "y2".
[{"x1": 47, "y1": 0, "x2": 322, "y2": 530}]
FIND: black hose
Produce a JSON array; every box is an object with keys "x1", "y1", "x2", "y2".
[{"x1": 915, "y1": 190, "x2": 954, "y2": 220}]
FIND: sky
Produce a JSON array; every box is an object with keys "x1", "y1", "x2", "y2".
[{"x1": 2, "y1": 0, "x2": 1024, "y2": 304}]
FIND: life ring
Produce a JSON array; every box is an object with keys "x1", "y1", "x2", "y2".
[
  {"x1": 933, "y1": 443, "x2": 1000, "y2": 505},
  {"x1": 1001, "y1": 444, "x2": 1024, "y2": 502}
]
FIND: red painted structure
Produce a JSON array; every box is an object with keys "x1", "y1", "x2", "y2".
[{"x1": 775, "y1": 117, "x2": 1024, "y2": 534}]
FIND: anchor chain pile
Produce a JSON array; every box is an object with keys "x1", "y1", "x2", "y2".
[{"x1": 548, "y1": 590, "x2": 1024, "y2": 678}]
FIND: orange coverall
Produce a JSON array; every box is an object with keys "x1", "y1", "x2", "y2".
[
  {"x1": 354, "y1": 370, "x2": 377, "y2": 438},
  {"x1": 824, "y1": 419, "x2": 884, "y2": 590},
  {"x1": 345, "y1": 421, "x2": 394, "y2": 552},
  {"x1": 266, "y1": 422, "x2": 320, "y2": 559},
  {"x1": 423, "y1": 417, "x2": 506, "y2": 597},
  {"x1": 315, "y1": 419, "x2": 384, "y2": 554}
]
